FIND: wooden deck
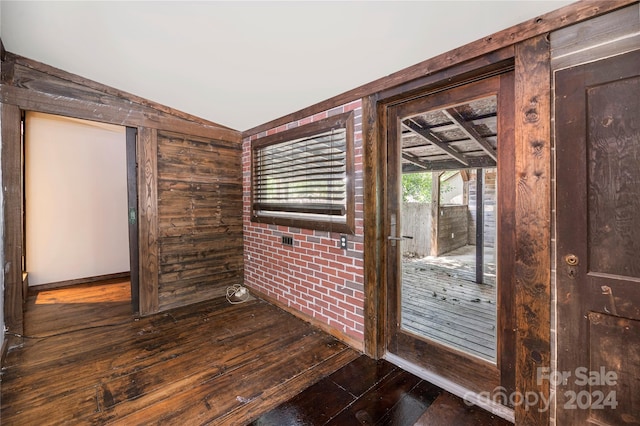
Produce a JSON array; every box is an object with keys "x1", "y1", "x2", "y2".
[
  {"x1": 0, "y1": 279, "x2": 359, "y2": 425},
  {"x1": 401, "y1": 247, "x2": 497, "y2": 362}
]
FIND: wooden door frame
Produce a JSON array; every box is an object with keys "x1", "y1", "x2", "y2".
[
  {"x1": 1, "y1": 107, "x2": 142, "y2": 332},
  {"x1": 384, "y1": 70, "x2": 514, "y2": 406},
  {"x1": 363, "y1": 36, "x2": 551, "y2": 423},
  {"x1": 1, "y1": 103, "x2": 24, "y2": 335},
  {"x1": 126, "y1": 127, "x2": 140, "y2": 314},
  {"x1": 362, "y1": 48, "x2": 517, "y2": 360}
]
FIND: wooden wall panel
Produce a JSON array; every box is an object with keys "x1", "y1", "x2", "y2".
[
  {"x1": 156, "y1": 130, "x2": 243, "y2": 311},
  {"x1": 513, "y1": 35, "x2": 551, "y2": 424},
  {"x1": 1, "y1": 103, "x2": 23, "y2": 334},
  {"x1": 138, "y1": 127, "x2": 159, "y2": 315},
  {"x1": 1, "y1": 49, "x2": 242, "y2": 322}
]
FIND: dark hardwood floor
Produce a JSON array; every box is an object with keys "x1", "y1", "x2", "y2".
[
  {"x1": 252, "y1": 355, "x2": 512, "y2": 426},
  {"x1": 1, "y1": 279, "x2": 512, "y2": 425},
  {"x1": 1, "y1": 279, "x2": 358, "y2": 424},
  {"x1": 251, "y1": 355, "x2": 440, "y2": 425}
]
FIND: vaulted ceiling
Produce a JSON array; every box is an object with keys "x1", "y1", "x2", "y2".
[{"x1": 0, "y1": 1, "x2": 573, "y2": 131}]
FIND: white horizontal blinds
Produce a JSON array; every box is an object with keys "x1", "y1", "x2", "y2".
[{"x1": 253, "y1": 128, "x2": 347, "y2": 216}]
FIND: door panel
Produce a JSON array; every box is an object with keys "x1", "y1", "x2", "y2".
[
  {"x1": 556, "y1": 49, "x2": 640, "y2": 425},
  {"x1": 386, "y1": 73, "x2": 515, "y2": 399}
]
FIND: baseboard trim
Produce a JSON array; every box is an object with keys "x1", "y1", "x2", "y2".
[
  {"x1": 28, "y1": 272, "x2": 131, "y2": 294},
  {"x1": 248, "y1": 287, "x2": 364, "y2": 353}
]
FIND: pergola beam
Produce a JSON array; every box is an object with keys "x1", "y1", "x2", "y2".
[
  {"x1": 443, "y1": 108, "x2": 497, "y2": 161},
  {"x1": 402, "y1": 120, "x2": 469, "y2": 167},
  {"x1": 401, "y1": 152, "x2": 430, "y2": 170},
  {"x1": 402, "y1": 156, "x2": 496, "y2": 173}
]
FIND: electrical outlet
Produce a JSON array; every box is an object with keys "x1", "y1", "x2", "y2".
[{"x1": 340, "y1": 235, "x2": 348, "y2": 250}]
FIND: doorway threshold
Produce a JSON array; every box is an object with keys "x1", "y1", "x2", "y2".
[{"x1": 384, "y1": 352, "x2": 515, "y2": 423}]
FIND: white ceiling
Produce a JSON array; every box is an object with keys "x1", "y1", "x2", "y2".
[{"x1": 1, "y1": 1, "x2": 573, "y2": 131}]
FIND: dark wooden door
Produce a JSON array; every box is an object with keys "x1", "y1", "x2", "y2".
[
  {"x1": 556, "y1": 49, "x2": 640, "y2": 425},
  {"x1": 386, "y1": 73, "x2": 516, "y2": 405}
]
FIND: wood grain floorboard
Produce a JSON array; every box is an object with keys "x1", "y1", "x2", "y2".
[
  {"x1": 414, "y1": 391, "x2": 512, "y2": 426},
  {"x1": 252, "y1": 355, "x2": 512, "y2": 425},
  {"x1": 251, "y1": 356, "x2": 442, "y2": 426},
  {"x1": 0, "y1": 280, "x2": 358, "y2": 425},
  {"x1": 4, "y1": 280, "x2": 512, "y2": 425}
]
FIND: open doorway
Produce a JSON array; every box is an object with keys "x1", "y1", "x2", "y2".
[
  {"x1": 386, "y1": 73, "x2": 515, "y2": 413},
  {"x1": 23, "y1": 112, "x2": 138, "y2": 327},
  {"x1": 400, "y1": 168, "x2": 497, "y2": 361}
]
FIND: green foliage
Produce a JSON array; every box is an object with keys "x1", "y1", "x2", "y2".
[
  {"x1": 402, "y1": 172, "x2": 456, "y2": 203},
  {"x1": 402, "y1": 173, "x2": 432, "y2": 203}
]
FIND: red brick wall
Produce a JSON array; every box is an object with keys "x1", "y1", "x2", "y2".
[{"x1": 242, "y1": 100, "x2": 365, "y2": 347}]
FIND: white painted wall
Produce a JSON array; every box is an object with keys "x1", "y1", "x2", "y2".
[{"x1": 25, "y1": 112, "x2": 129, "y2": 286}]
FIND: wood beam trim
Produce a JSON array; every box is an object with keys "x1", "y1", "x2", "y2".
[
  {"x1": 442, "y1": 108, "x2": 498, "y2": 161},
  {"x1": 1, "y1": 103, "x2": 23, "y2": 334},
  {"x1": 0, "y1": 84, "x2": 240, "y2": 144},
  {"x1": 513, "y1": 35, "x2": 551, "y2": 424},
  {"x1": 497, "y1": 70, "x2": 517, "y2": 396},
  {"x1": 402, "y1": 121, "x2": 469, "y2": 166},
  {"x1": 4, "y1": 52, "x2": 235, "y2": 131},
  {"x1": 137, "y1": 127, "x2": 159, "y2": 315},
  {"x1": 243, "y1": 0, "x2": 634, "y2": 137},
  {"x1": 362, "y1": 94, "x2": 383, "y2": 358}
]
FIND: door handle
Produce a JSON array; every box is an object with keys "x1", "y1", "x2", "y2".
[{"x1": 387, "y1": 235, "x2": 413, "y2": 241}]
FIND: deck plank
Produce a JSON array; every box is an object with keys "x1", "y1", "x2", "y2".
[{"x1": 401, "y1": 248, "x2": 498, "y2": 361}]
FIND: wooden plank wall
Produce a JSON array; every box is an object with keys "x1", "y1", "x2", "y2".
[
  {"x1": 437, "y1": 206, "x2": 468, "y2": 256},
  {"x1": 0, "y1": 51, "x2": 243, "y2": 325},
  {"x1": 156, "y1": 130, "x2": 243, "y2": 311},
  {"x1": 138, "y1": 127, "x2": 160, "y2": 315}
]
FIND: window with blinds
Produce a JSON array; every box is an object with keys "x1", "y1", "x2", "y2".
[{"x1": 251, "y1": 112, "x2": 354, "y2": 233}]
